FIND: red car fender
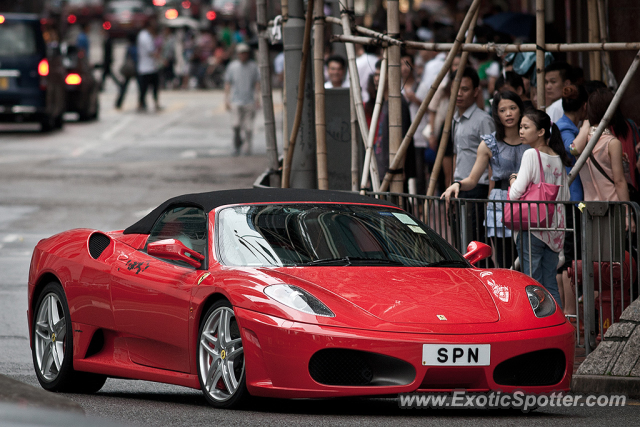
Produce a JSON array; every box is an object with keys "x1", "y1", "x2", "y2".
[{"x1": 474, "y1": 268, "x2": 567, "y2": 328}]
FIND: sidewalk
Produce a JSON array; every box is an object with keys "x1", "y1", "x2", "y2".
[{"x1": 572, "y1": 298, "x2": 640, "y2": 398}]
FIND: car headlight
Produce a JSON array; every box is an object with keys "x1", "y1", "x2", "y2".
[
  {"x1": 526, "y1": 285, "x2": 556, "y2": 318},
  {"x1": 264, "y1": 284, "x2": 335, "y2": 317}
]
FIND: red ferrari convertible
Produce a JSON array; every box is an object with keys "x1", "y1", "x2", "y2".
[{"x1": 27, "y1": 189, "x2": 574, "y2": 408}]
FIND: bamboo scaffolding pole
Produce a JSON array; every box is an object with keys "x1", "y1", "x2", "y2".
[
  {"x1": 360, "y1": 49, "x2": 387, "y2": 194},
  {"x1": 325, "y1": 16, "x2": 402, "y2": 46},
  {"x1": 569, "y1": 49, "x2": 640, "y2": 185},
  {"x1": 379, "y1": 0, "x2": 483, "y2": 193},
  {"x1": 351, "y1": 89, "x2": 358, "y2": 191},
  {"x1": 330, "y1": 34, "x2": 640, "y2": 53},
  {"x1": 588, "y1": 0, "x2": 602, "y2": 80},
  {"x1": 387, "y1": 0, "x2": 402, "y2": 193},
  {"x1": 535, "y1": 0, "x2": 545, "y2": 110},
  {"x1": 281, "y1": 0, "x2": 314, "y2": 188},
  {"x1": 257, "y1": 0, "x2": 280, "y2": 187},
  {"x1": 339, "y1": 1, "x2": 381, "y2": 191},
  {"x1": 426, "y1": 7, "x2": 480, "y2": 196},
  {"x1": 313, "y1": 0, "x2": 327, "y2": 190},
  {"x1": 597, "y1": 0, "x2": 616, "y2": 88}
]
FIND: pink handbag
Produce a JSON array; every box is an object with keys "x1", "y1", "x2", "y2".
[{"x1": 504, "y1": 149, "x2": 560, "y2": 231}]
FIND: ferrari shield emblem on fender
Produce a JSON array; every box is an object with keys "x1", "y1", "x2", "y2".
[
  {"x1": 197, "y1": 272, "x2": 210, "y2": 285},
  {"x1": 437, "y1": 315, "x2": 447, "y2": 321}
]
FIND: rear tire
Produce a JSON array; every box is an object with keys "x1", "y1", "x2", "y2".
[
  {"x1": 197, "y1": 300, "x2": 249, "y2": 408},
  {"x1": 32, "y1": 282, "x2": 106, "y2": 393}
]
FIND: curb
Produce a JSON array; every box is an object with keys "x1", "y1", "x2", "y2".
[
  {"x1": 0, "y1": 374, "x2": 84, "y2": 413},
  {"x1": 572, "y1": 374, "x2": 640, "y2": 398}
]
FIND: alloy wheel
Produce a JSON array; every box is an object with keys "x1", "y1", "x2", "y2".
[
  {"x1": 198, "y1": 305, "x2": 245, "y2": 403},
  {"x1": 34, "y1": 292, "x2": 67, "y2": 382}
]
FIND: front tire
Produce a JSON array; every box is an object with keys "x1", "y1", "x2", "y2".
[
  {"x1": 197, "y1": 300, "x2": 248, "y2": 408},
  {"x1": 32, "y1": 282, "x2": 106, "y2": 393}
]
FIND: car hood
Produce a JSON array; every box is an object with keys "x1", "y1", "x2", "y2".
[{"x1": 271, "y1": 267, "x2": 499, "y2": 324}]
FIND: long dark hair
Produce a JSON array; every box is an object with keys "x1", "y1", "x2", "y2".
[
  {"x1": 587, "y1": 88, "x2": 629, "y2": 138},
  {"x1": 523, "y1": 108, "x2": 572, "y2": 167},
  {"x1": 492, "y1": 90, "x2": 524, "y2": 141}
]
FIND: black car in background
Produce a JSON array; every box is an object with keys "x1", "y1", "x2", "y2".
[
  {"x1": 62, "y1": 43, "x2": 99, "y2": 121},
  {"x1": 0, "y1": 13, "x2": 66, "y2": 131}
]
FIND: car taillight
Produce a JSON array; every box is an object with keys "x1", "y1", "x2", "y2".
[
  {"x1": 65, "y1": 73, "x2": 82, "y2": 85},
  {"x1": 103, "y1": 21, "x2": 111, "y2": 30},
  {"x1": 38, "y1": 59, "x2": 49, "y2": 76},
  {"x1": 0, "y1": 15, "x2": 5, "y2": 24}
]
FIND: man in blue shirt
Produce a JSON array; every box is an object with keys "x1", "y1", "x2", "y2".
[{"x1": 76, "y1": 23, "x2": 90, "y2": 58}]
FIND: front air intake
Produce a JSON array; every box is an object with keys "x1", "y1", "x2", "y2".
[
  {"x1": 493, "y1": 349, "x2": 566, "y2": 386},
  {"x1": 88, "y1": 233, "x2": 111, "y2": 259},
  {"x1": 309, "y1": 349, "x2": 415, "y2": 386}
]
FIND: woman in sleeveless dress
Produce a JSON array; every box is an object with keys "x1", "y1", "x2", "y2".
[{"x1": 441, "y1": 90, "x2": 528, "y2": 268}]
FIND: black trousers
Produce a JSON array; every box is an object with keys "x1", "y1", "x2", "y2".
[
  {"x1": 450, "y1": 184, "x2": 492, "y2": 267},
  {"x1": 138, "y1": 72, "x2": 159, "y2": 108},
  {"x1": 115, "y1": 75, "x2": 135, "y2": 108}
]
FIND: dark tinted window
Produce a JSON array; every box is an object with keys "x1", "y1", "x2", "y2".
[
  {"x1": 146, "y1": 206, "x2": 207, "y2": 266},
  {"x1": 0, "y1": 22, "x2": 37, "y2": 56}
]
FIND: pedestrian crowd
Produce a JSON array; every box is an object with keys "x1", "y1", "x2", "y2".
[
  {"x1": 96, "y1": 18, "x2": 255, "y2": 112},
  {"x1": 315, "y1": 15, "x2": 640, "y2": 319}
]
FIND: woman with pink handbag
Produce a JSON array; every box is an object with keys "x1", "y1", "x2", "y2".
[{"x1": 508, "y1": 109, "x2": 571, "y2": 307}]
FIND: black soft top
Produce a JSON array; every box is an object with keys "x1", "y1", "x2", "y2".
[{"x1": 123, "y1": 188, "x2": 396, "y2": 235}]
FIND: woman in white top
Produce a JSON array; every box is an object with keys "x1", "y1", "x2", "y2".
[{"x1": 508, "y1": 109, "x2": 571, "y2": 308}]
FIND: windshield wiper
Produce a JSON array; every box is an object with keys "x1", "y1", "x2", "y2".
[
  {"x1": 304, "y1": 257, "x2": 404, "y2": 266},
  {"x1": 426, "y1": 260, "x2": 470, "y2": 268}
]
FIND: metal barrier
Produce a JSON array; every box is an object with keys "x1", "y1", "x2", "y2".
[{"x1": 366, "y1": 191, "x2": 640, "y2": 356}]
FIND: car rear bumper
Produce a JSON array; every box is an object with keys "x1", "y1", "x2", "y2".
[
  {"x1": 0, "y1": 105, "x2": 46, "y2": 122},
  {"x1": 235, "y1": 307, "x2": 575, "y2": 399},
  {"x1": 0, "y1": 88, "x2": 47, "y2": 121}
]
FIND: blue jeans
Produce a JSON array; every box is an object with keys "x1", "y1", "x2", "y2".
[{"x1": 517, "y1": 232, "x2": 562, "y2": 309}]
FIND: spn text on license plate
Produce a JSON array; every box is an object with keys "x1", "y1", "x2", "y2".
[{"x1": 422, "y1": 344, "x2": 490, "y2": 366}]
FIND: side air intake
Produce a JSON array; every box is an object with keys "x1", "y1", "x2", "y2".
[{"x1": 88, "y1": 233, "x2": 111, "y2": 259}]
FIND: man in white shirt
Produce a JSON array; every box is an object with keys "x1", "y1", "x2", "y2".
[
  {"x1": 544, "y1": 62, "x2": 573, "y2": 122},
  {"x1": 136, "y1": 18, "x2": 161, "y2": 111},
  {"x1": 224, "y1": 43, "x2": 261, "y2": 155},
  {"x1": 324, "y1": 55, "x2": 349, "y2": 89},
  {"x1": 421, "y1": 51, "x2": 446, "y2": 90},
  {"x1": 355, "y1": 44, "x2": 377, "y2": 102}
]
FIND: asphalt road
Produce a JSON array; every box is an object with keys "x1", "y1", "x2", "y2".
[{"x1": 1, "y1": 42, "x2": 639, "y2": 426}]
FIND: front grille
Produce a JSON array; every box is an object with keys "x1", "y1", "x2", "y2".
[
  {"x1": 88, "y1": 233, "x2": 111, "y2": 259},
  {"x1": 493, "y1": 349, "x2": 566, "y2": 386},
  {"x1": 309, "y1": 348, "x2": 415, "y2": 387}
]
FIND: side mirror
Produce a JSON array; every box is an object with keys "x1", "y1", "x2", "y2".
[
  {"x1": 147, "y1": 239, "x2": 205, "y2": 268},
  {"x1": 463, "y1": 241, "x2": 492, "y2": 266}
]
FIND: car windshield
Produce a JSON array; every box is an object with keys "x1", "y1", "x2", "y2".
[
  {"x1": 216, "y1": 204, "x2": 467, "y2": 267},
  {"x1": 0, "y1": 22, "x2": 37, "y2": 56}
]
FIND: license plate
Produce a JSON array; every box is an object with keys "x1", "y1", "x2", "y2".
[
  {"x1": 422, "y1": 344, "x2": 490, "y2": 366},
  {"x1": 0, "y1": 77, "x2": 8, "y2": 90}
]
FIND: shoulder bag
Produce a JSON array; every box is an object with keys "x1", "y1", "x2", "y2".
[{"x1": 504, "y1": 149, "x2": 561, "y2": 231}]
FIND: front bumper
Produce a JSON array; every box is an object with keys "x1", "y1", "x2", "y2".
[{"x1": 235, "y1": 307, "x2": 575, "y2": 399}]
